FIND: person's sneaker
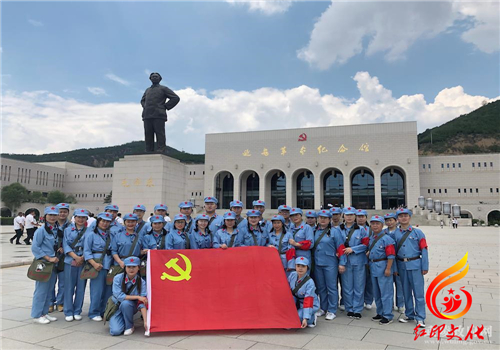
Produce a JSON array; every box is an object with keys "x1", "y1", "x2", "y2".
[
  {"x1": 339, "y1": 304, "x2": 345, "y2": 311},
  {"x1": 347, "y1": 312, "x2": 354, "y2": 318},
  {"x1": 353, "y1": 313, "x2": 362, "y2": 320},
  {"x1": 364, "y1": 303, "x2": 373, "y2": 310},
  {"x1": 91, "y1": 316, "x2": 103, "y2": 322},
  {"x1": 74, "y1": 315, "x2": 82, "y2": 321},
  {"x1": 316, "y1": 309, "x2": 326, "y2": 317},
  {"x1": 398, "y1": 307, "x2": 405, "y2": 313},
  {"x1": 65, "y1": 316, "x2": 74, "y2": 322},
  {"x1": 10, "y1": 237, "x2": 14, "y2": 244},
  {"x1": 398, "y1": 315, "x2": 414, "y2": 323},
  {"x1": 371, "y1": 314, "x2": 383, "y2": 322},
  {"x1": 393, "y1": 305, "x2": 399, "y2": 311},
  {"x1": 417, "y1": 320, "x2": 426, "y2": 328},
  {"x1": 34, "y1": 316, "x2": 50, "y2": 324},
  {"x1": 124, "y1": 327, "x2": 135, "y2": 335},
  {"x1": 48, "y1": 305, "x2": 54, "y2": 313},
  {"x1": 307, "y1": 314, "x2": 317, "y2": 328},
  {"x1": 144, "y1": 330, "x2": 150, "y2": 337},
  {"x1": 44, "y1": 314, "x2": 57, "y2": 322},
  {"x1": 325, "y1": 312, "x2": 336, "y2": 320},
  {"x1": 379, "y1": 318, "x2": 393, "y2": 325},
  {"x1": 57, "y1": 305, "x2": 64, "y2": 312}
]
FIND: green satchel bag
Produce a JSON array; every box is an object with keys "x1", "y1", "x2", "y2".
[
  {"x1": 106, "y1": 233, "x2": 140, "y2": 285},
  {"x1": 27, "y1": 259, "x2": 54, "y2": 282},
  {"x1": 103, "y1": 283, "x2": 136, "y2": 324},
  {"x1": 80, "y1": 230, "x2": 111, "y2": 280}
]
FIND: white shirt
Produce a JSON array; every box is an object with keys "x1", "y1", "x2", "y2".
[
  {"x1": 25, "y1": 214, "x2": 36, "y2": 229},
  {"x1": 14, "y1": 216, "x2": 25, "y2": 230},
  {"x1": 116, "y1": 217, "x2": 124, "y2": 225},
  {"x1": 165, "y1": 216, "x2": 171, "y2": 223},
  {"x1": 87, "y1": 216, "x2": 96, "y2": 228}
]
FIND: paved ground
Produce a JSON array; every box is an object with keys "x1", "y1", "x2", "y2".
[{"x1": 1, "y1": 226, "x2": 499, "y2": 350}]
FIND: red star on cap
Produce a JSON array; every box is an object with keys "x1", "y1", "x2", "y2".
[
  {"x1": 284, "y1": 205, "x2": 287, "y2": 208},
  {"x1": 348, "y1": 207, "x2": 351, "y2": 210},
  {"x1": 228, "y1": 213, "x2": 232, "y2": 216},
  {"x1": 51, "y1": 207, "x2": 55, "y2": 210},
  {"x1": 130, "y1": 258, "x2": 134, "y2": 262},
  {"x1": 160, "y1": 204, "x2": 164, "y2": 207},
  {"x1": 62, "y1": 204, "x2": 66, "y2": 206},
  {"x1": 375, "y1": 215, "x2": 379, "y2": 218},
  {"x1": 300, "y1": 257, "x2": 304, "y2": 260},
  {"x1": 322, "y1": 210, "x2": 326, "y2": 213},
  {"x1": 292, "y1": 209, "x2": 295, "y2": 211},
  {"x1": 185, "y1": 202, "x2": 188, "y2": 204},
  {"x1": 258, "y1": 201, "x2": 262, "y2": 203},
  {"x1": 203, "y1": 215, "x2": 206, "y2": 217},
  {"x1": 156, "y1": 216, "x2": 159, "y2": 219},
  {"x1": 129, "y1": 214, "x2": 133, "y2": 217},
  {"x1": 208, "y1": 197, "x2": 211, "y2": 199},
  {"x1": 81, "y1": 210, "x2": 84, "y2": 212},
  {"x1": 106, "y1": 213, "x2": 110, "y2": 217},
  {"x1": 113, "y1": 205, "x2": 117, "y2": 208}
]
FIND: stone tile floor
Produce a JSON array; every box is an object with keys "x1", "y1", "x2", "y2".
[{"x1": 0, "y1": 226, "x2": 498, "y2": 349}]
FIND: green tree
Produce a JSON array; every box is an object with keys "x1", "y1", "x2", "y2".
[
  {"x1": 1, "y1": 183, "x2": 29, "y2": 212},
  {"x1": 104, "y1": 191, "x2": 112, "y2": 204},
  {"x1": 29, "y1": 191, "x2": 46, "y2": 204},
  {"x1": 47, "y1": 190, "x2": 69, "y2": 204}
]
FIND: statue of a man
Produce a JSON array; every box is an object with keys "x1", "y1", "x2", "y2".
[{"x1": 141, "y1": 72, "x2": 180, "y2": 153}]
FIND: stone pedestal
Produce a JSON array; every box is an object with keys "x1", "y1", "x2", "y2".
[{"x1": 112, "y1": 154, "x2": 186, "y2": 215}]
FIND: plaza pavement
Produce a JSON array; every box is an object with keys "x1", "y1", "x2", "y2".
[{"x1": 0, "y1": 225, "x2": 499, "y2": 350}]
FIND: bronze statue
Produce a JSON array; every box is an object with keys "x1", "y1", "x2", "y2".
[{"x1": 141, "y1": 72, "x2": 180, "y2": 153}]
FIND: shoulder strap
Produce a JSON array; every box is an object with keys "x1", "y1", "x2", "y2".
[
  {"x1": 136, "y1": 221, "x2": 146, "y2": 234},
  {"x1": 368, "y1": 232, "x2": 386, "y2": 253},
  {"x1": 314, "y1": 228, "x2": 329, "y2": 249},
  {"x1": 125, "y1": 281, "x2": 136, "y2": 295},
  {"x1": 70, "y1": 227, "x2": 87, "y2": 250},
  {"x1": 159, "y1": 229, "x2": 168, "y2": 249},
  {"x1": 208, "y1": 216, "x2": 216, "y2": 227},
  {"x1": 127, "y1": 233, "x2": 140, "y2": 257},
  {"x1": 96, "y1": 231, "x2": 111, "y2": 263},
  {"x1": 396, "y1": 230, "x2": 412, "y2": 253},
  {"x1": 345, "y1": 225, "x2": 357, "y2": 245},
  {"x1": 183, "y1": 232, "x2": 190, "y2": 249},
  {"x1": 249, "y1": 230, "x2": 258, "y2": 246},
  {"x1": 292, "y1": 275, "x2": 311, "y2": 296},
  {"x1": 278, "y1": 232, "x2": 285, "y2": 253},
  {"x1": 184, "y1": 220, "x2": 193, "y2": 234},
  {"x1": 229, "y1": 232, "x2": 237, "y2": 247}
]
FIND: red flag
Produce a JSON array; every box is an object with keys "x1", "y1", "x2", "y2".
[{"x1": 147, "y1": 247, "x2": 301, "y2": 332}]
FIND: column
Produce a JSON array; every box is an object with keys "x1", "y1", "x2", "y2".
[
  {"x1": 343, "y1": 172, "x2": 351, "y2": 208},
  {"x1": 374, "y1": 171, "x2": 382, "y2": 210},
  {"x1": 314, "y1": 170, "x2": 322, "y2": 209}
]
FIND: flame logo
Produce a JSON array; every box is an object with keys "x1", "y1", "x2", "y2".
[{"x1": 426, "y1": 252, "x2": 472, "y2": 319}]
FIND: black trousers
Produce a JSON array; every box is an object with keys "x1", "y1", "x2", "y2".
[
  {"x1": 144, "y1": 119, "x2": 166, "y2": 152},
  {"x1": 11, "y1": 229, "x2": 23, "y2": 243},
  {"x1": 26, "y1": 228, "x2": 36, "y2": 242}
]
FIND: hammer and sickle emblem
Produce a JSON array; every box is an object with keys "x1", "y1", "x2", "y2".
[{"x1": 161, "y1": 253, "x2": 192, "y2": 281}]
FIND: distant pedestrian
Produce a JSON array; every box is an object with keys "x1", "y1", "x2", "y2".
[
  {"x1": 440, "y1": 220, "x2": 444, "y2": 229},
  {"x1": 25, "y1": 210, "x2": 37, "y2": 244},
  {"x1": 116, "y1": 213, "x2": 124, "y2": 226},
  {"x1": 11, "y1": 212, "x2": 25, "y2": 244}
]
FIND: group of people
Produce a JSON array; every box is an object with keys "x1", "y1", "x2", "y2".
[
  {"x1": 29, "y1": 197, "x2": 429, "y2": 336},
  {"x1": 11, "y1": 210, "x2": 38, "y2": 245}
]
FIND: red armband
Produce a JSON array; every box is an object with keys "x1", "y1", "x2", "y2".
[
  {"x1": 337, "y1": 244, "x2": 345, "y2": 257},
  {"x1": 303, "y1": 296, "x2": 314, "y2": 308},
  {"x1": 286, "y1": 248, "x2": 296, "y2": 261},
  {"x1": 385, "y1": 244, "x2": 395, "y2": 257},
  {"x1": 419, "y1": 238, "x2": 428, "y2": 250},
  {"x1": 361, "y1": 237, "x2": 369, "y2": 246},
  {"x1": 298, "y1": 240, "x2": 312, "y2": 250}
]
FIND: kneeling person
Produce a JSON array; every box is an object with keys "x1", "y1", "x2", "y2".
[
  {"x1": 288, "y1": 257, "x2": 319, "y2": 328},
  {"x1": 109, "y1": 257, "x2": 148, "y2": 336},
  {"x1": 367, "y1": 216, "x2": 396, "y2": 325}
]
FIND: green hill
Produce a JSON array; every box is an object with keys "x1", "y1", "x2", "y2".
[
  {"x1": 1, "y1": 141, "x2": 204, "y2": 168},
  {"x1": 418, "y1": 100, "x2": 500, "y2": 155}
]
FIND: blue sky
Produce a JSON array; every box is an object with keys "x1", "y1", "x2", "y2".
[{"x1": 2, "y1": 1, "x2": 499, "y2": 154}]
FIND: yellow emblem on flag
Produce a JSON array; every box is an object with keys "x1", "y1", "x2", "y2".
[{"x1": 161, "y1": 253, "x2": 192, "y2": 282}]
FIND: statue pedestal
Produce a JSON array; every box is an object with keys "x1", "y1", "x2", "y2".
[{"x1": 112, "y1": 154, "x2": 186, "y2": 215}]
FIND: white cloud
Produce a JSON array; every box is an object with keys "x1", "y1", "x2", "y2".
[
  {"x1": 3, "y1": 72, "x2": 498, "y2": 155},
  {"x1": 87, "y1": 87, "x2": 107, "y2": 96},
  {"x1": 298, "y1": 1, "x2": 499, "y2": 69},
  {"x1": 226, "y1": 0, "x2": 293, "y2": 15},
  {"x1": 28, "y1": 19, "x2": 43, "y2": 27},
  {"x1": 105, "y1": 73, "x2": 131, "y2": 86}
]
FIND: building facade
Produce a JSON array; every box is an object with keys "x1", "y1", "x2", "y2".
[{"x1": 1, "y1": 122, "x2": 499, "y2": 224}]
